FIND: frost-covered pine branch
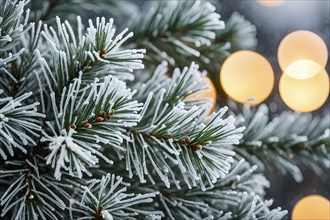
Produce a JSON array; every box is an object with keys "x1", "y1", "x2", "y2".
[
  {"x1": 0, "y1": 159, "x2": 68, "y2": 219},
  {"x1": 0, "y1": 159, "x2": 162, "y2": 219},
  {"x1": 231, "y1": 103, "x2": 330, "y2": 182},
  {"x1": 0, "y1": 0, "x2": 32, "y2": 96},
  {"x1": 126, "y1": 1, "x2": 225, "y2": 69},
  {"x1": 111, "y1": 62, "x2": 245, "y2": 189},
  {"x1": 106, "y1": 158, "x2": 287, "y2": 220},
  {"x1": 0, "y1": 0, "x2": 29, "y2": 50},
  {"x1": 40, "y1": 74, "x2": 143, "y2": 180},
  {"x1": 124, "y1": 1, "x2": 257, "y2": 104},
  {"x1": 0, "y1": 92, "x2": 44, "y2": 159},
  {"x1": 69, "y1": 173, "x2": 162, "y2": 219},
  {"x1": 0, "y1": 0, "x2": 46, "y2": 159},
  {"x1": 232, "y1": 192, "x2": 287, "y2": 220},
  {"x1": 126, "y1": 2, "x2": 257, "y2": 72},
  {"x1": 216, "y1": 12, "x2": 257, "y2": 53},
  {"x1": 39, "y1": 15, "x2": 145, "y2": 97}
]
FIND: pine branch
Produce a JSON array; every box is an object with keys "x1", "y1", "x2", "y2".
[
  {"x1": 0, "y1": 0, "x2": 35, "y2": 96},
  {"x1": 0, "y1": 91, "x2": 44, "y2": 160},
  {"x1": 0, "y1": 0, "x2": 30, "y2": 50},
  {"x1": 216, "y1": 12, "x2": 257, "y2": 53},
  {"x1": 111, "y1": 159, "x2": 287, "y2": 220},
  {"x1": 1, "y1": 21, "x2": 45, "y2": 98},
  {"x1": 39, "y1": 16, "x2": 145, "y2": 97},
  {"x1": 231, "y1": 103, "x2": 330, "y2": 182},
  {"x1": 124, "y1": 2, "x2": 257, "y2": 106},
  {"x1": 113, "y1": 62, "x2": 245, "y2": 189},
  {"x1": 40, "y1": 74, "x2": 143, "y2": 180},
  {"x1": 126, "y1": 1, "x2": 224, "y2": 69},
  {"x1": 232, "y1": 192, "x2": 287, "y2": 220},
  {"x1": 0, "y1": 159, "x2": 67, "y2": 219},
  {"x1": 0, "y1": 158, "x2": 161, "y2": 219},
  {"x1": 154, "y1": 159, "x2": 270, "y2": 219},
  {"x1": 69, "y1": 173, "x2": 162, "y2": 220}
]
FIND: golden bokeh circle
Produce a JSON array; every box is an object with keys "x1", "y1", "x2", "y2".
[
  {"x1": 220, "y1": 50, "x2": 274, "y2": 105},
  {"x1": 292, "y1": 195, "x2": 330, "y2": 220},
  {"x1": 278, "y1": 30, "x2": 328, "y2": 71},
  {"x1": 279, "y1": 60, "x2": 329, "y2": 112}
]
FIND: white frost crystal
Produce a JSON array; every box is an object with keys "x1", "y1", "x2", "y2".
[
  {"x1": 0, "y1": 114, "x2": 8, "y2": 128},
  {"x1": 44, "y1": 128, "x2": 98, "y2": 180},
  {"x1": 101, "y1": 210, "x2": 113, "y2": 220}
]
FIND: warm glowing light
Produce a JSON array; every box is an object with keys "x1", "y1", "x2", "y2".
[
  {"x1": 292, "y1": 195, "x2": 330, "y2": 220},
  {"x1": 257, "y1": 0, "x2": 285, "y2": 7},
  {"x1": 187, "y1": 77, "x2": 217, "y2": 114},
  {"x1": 200, "y1": 77, "x2": 217, "y2": 113},
  {"x1": 278, "y1": 30, "x2": 328, "y2": 71},
  {"x1": 285, "y1": 60, "x2": 322, "y2": 80},
  {"x1": 279, "y1": 60, "x2": 329, "y2": 112},
  {"x1": 220, "y1": 50, "x2": 274, "y2": 105}
]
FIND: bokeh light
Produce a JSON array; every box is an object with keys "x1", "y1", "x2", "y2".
[
  {"x1": 279, "y1": 60, "x2": 329, "y2": 112},
  {"x1": 292, "y1": 195, "x2": 330, "y2": 220},
  {"x1": 187, "y1": 77, "x2": 217, "y2": 115},
  {"x1": 257, "y1": 0, "x2": 285, "y2": 7},
  {"x1": 278, "y1": 30, "x2": 328, "y2": 71},
  {"x1": 220, "y1": 50, "x2": 274, "y2": 105}
]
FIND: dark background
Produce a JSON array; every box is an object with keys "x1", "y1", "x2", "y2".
[
  {"x1": 218, "y1": 0, "x2": 330, "y2": 114},
  {"x1": 216, "y1": 1, "x2": 330, "y2": 219}
]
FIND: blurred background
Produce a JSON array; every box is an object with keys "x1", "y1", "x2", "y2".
[
  {"x1": 218, "y1": 0, "x2": 330, "y2": 113},
  {"x1": 216, "y1": 0, "x2": 329, "y2": 218}
]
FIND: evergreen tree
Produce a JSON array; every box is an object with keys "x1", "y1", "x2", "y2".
[{"x1": 0, "y1": 0, "x2": 328, "y2": 219}]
